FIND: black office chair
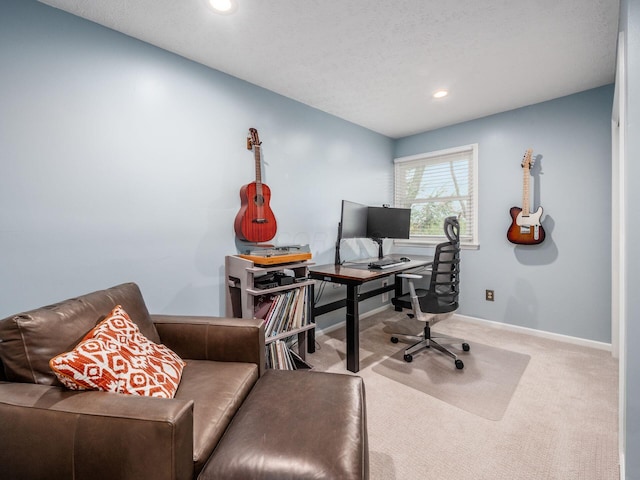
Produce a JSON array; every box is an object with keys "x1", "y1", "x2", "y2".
[{"x1": 390, "y1": 216, "x2": 469, "y2": 369}]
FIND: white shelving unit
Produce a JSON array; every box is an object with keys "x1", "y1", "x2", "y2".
[{"x1": 225, "y1": 255, "x2": 315, "y2": 367}]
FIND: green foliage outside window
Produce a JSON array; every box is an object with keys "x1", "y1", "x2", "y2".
[{"x1": 397, "y1": 159, "x2": 471, "y2": 240}]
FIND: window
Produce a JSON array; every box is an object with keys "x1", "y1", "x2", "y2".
[{"x1": 394, "y1": 144, "x2": 478, "y2": 247}]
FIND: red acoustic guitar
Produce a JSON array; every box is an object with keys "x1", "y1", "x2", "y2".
[
  {"x1": 507, "y1": 148, "x2": 545, "y2": 245},
  {"x1": 234, "y1": 128, "x2": 277, "y2": 242}
]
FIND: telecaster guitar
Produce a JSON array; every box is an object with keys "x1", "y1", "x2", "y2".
[
  {"x1": 507, "y1": 149, "x2": 546, "y2": 245},
  {"x1": 234, "y1": 128, "x2": 277, "y2": 242}
]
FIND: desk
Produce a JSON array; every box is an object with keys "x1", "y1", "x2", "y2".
[{"x1": 308, "y1": 254, "x2": 433, "y2": 373}]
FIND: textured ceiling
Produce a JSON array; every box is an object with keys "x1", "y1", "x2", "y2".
[{"x1": 39, "y1": 0, "x2": 620, "y2": 139}]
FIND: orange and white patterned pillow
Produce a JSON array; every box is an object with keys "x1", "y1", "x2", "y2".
[{"x1": 50, "y1": 305, "x2": 186, "y2": 398}]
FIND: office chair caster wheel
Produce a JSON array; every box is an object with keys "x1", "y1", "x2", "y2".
[
  {"x1": 391, "y1": 337, "x2": 399, "y2": 344},
  {"x1": 462, "y1": 343, "x2": 470, "y2": 352},
  {"x1": 403, "y1": 354, "x2": 413, "y2": 363},
  {"x1": 455, "y1": 359, "x2": 464, "y2": 369}
]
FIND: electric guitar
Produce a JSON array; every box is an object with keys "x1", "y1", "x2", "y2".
[
  {"x1": 507, "y1": 149, "x2": 546, "y2": 245},
  {"x1": 234, "y1": 128, "x2": 278, "y2": 243}
]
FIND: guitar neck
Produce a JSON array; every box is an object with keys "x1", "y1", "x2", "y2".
[
  {"x1": 254, "y1": 145, "x2": 263, "y2": 193},
  {"x1": 522, "y1": 164, "x2": 530, "y2": 216}
]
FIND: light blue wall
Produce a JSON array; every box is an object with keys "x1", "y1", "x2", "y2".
[
  {"x1": 620, "y1": 0, "x2": 640, "y2": 478},
  {"x1": 0, "y1": 0, "x2": 394, "y2": 319},
  {"x1": 0, "y1": 2, "x2": 617, "y2": 344},
  {"x1": 395, "y1": 86, "x2": 614, "y2": 343}
]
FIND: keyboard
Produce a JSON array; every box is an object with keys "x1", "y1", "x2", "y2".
[{"x1": 368, "y1": 259, "x2": 404, "y2": 269}]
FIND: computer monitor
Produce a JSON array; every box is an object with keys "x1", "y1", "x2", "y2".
[
  {"x1": 366, "y1": 206, "x2": 411, "y2": 259},
  {"x1": 366, "y1": 206, "x2": 411, "y2": 240},
  {"x1": 339, "y1": 200, "x2": 368, "y2": 239},
  {"x1": 335, "y1": 201, "x2": 412, "y2": 263},
  {"x1": 335, "y1": 200, "x2": 368, "y2": 264}
]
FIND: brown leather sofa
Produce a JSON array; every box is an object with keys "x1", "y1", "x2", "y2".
[{"x1": 0, "y1": 283, "x2": 368, "y2": 480}]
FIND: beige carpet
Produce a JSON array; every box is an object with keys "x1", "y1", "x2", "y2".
[{"x1": 308, "y1": 310, "x2": 619, "y2": 480}]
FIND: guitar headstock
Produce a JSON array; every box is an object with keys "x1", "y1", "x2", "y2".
[
  {"x1": 247, "y1": 127, "x2": 262, "y2": 150},
  {"x1": 521, "y1": 148, "x2": 534, "y2": 169}
]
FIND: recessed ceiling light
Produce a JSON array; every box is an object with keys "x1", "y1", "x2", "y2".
[
  {"x1": 433, "y1": 89, "x2": 449, "y2": 99},
  {"x1": 208, "y1": 0, "x2": 237, "y2": 14}
]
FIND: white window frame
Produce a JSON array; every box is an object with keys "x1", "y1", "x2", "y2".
[{"x1": 393, "y1": 143, "x2": 479, "y2": 249}]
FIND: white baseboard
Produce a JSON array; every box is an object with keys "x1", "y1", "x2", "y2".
[
  {"x1": 454, "y1": 313, "x2": 612, "y2": 352},
  {"x1": 315, "y1": 304, "x2": 389, "y2": 336},
  {"x1": 315, "y1": 306, "x2": 612, "y2": 352}
]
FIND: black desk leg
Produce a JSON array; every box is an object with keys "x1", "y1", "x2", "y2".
[
  {"x1": 346, "y1": 284, "x2": 359, "y2": 373},
  {"x1": 308, "y1": 282, "x2": 315, "y2": 353},
  {"x1": 394, "y1": 274, "x2": 404, "y2": 311}
]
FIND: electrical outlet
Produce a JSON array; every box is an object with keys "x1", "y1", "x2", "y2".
[
  {"x1": 486, "y1": 290, "x2": 495, "y2": 301},
  {"x1": 382, "y1": 280, "x2": 389, "y2": 302}
]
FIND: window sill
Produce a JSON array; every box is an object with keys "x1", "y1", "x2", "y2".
[{"x1": 393, "y1": 239, "x2": 480, "y2": 250}]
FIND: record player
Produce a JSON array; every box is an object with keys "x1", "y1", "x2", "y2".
[{"x1": 238, "y1": 244, "x2": 312, "y2": 266}]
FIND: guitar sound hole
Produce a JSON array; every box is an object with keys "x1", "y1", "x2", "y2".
[{"x1": 253, "y1": 195, "x2": 264, "y2": 206}]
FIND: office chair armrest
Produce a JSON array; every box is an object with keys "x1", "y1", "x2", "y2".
[{"x1": 397, "y1": 273, "x2": 423, "y2": 279}]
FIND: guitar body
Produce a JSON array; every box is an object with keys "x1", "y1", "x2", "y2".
[
  {"x1": 234, "y1": 182, "x2": 277, "y2": 243},
  {"x1": 507, "y1": 206, "x2": 546, "y2": 245}
]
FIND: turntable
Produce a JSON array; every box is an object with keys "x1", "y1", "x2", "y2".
[{"x1": 237, "y1": 244, "x2": 312, "y2": 266}]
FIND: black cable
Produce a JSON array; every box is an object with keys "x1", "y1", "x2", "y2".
[{"x1": 314, "y1": 280, "x2": 327, "y2": 304}]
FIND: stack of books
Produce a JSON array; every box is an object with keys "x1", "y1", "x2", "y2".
[
  {"x1": 266, "y1": 340, "x2": 310, "y2": 370},
  {"x1": 255, "y1": 286, "x2": 309, "y2": 337}
]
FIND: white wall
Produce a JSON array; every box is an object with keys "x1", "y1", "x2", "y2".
[{"x1": 619, "y1": 0, "x2": 640, "y2": 477}]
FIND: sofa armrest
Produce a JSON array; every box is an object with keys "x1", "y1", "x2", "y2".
[
  {"x1": 152, "y1": 315, "x2": 265, "y2": 377},
  {"x1": 0, "y1": 382, "x2": 194, "y2": 480}
]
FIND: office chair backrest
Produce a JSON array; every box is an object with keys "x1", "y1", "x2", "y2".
[{"x1": 428, "y1": 217, "x2": 460, "y2": 310}]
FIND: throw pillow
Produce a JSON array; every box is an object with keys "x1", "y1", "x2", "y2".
[{"x1": 49, "y1": 305, "x2": 186, "y2": 398}]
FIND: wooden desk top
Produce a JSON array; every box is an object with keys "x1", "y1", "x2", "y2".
[{"x1": 309, "y1": 254, "x2": 432, "y2": 283}]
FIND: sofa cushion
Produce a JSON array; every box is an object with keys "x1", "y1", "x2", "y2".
[
  {"x1": 50, "y1": 305, "x2": 186, "y2": 398},
  {"x1": 199, "y1": 370, "x2": 369, "y2": 480},
  {"x1": 0, "y1": 283, "x2": 160, "y2": 385},
  {"x1": 175, "y1": 359, "x2": 259, "y2": 476}
]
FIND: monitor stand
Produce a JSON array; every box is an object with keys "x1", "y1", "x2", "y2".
[
  {"x1": 334, "y1": 222, "x2": 343, "y2": 265},
  {"x1": 371, "y1": 238, "x2": 384, "y2": 259}
]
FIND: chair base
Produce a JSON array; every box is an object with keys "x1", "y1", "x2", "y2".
[{"x1": 391, "y1": 328, "x2": 469, "y2": 370}]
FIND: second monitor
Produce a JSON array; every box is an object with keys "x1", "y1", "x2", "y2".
[
  {"x1": 337, "y1": 200, "x2": 411, "y2": 263},
  {"x1": 366, "y1": 206, "x2": 411, "y2": 240}
]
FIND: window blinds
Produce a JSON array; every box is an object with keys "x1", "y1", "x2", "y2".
[{"x1": 394, "y1": 145, "x2": 477, "y2": 244}]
